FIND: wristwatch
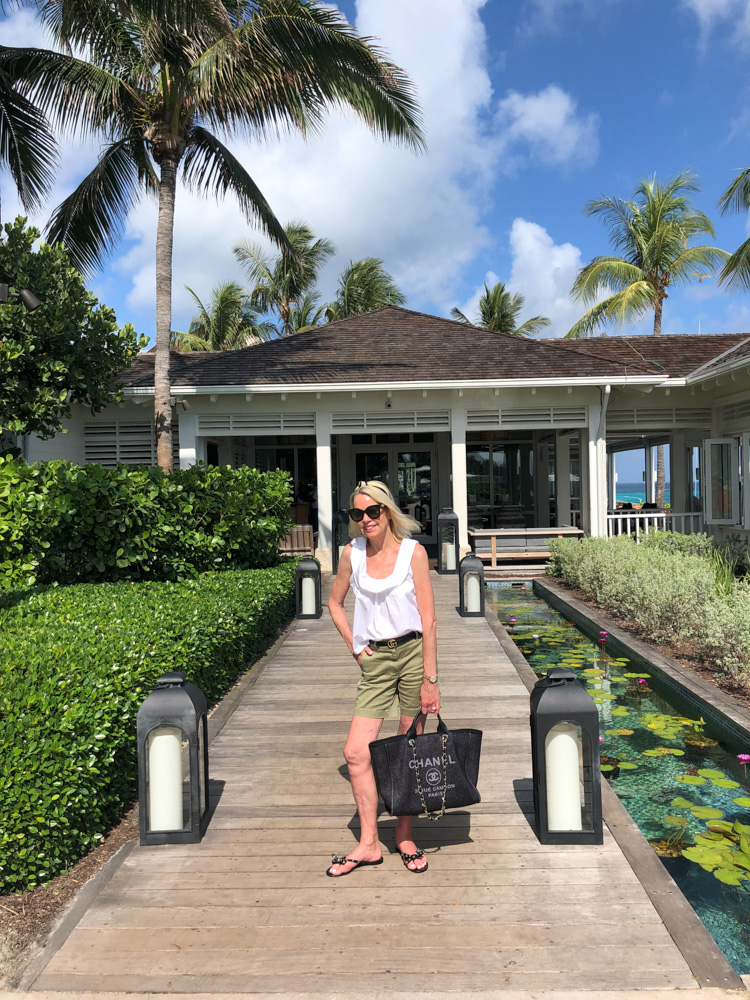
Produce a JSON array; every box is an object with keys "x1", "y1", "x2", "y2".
[{"x1": 424, "y1": 674, "x2": 438, "y2": 684}]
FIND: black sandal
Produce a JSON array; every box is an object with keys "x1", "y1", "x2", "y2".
[
  {"x1": 398, "y1": 847, "x2": 428, "y2": 874},
  {"x1": 326, "y1": 853, "x2": 384, "y2": 878}
]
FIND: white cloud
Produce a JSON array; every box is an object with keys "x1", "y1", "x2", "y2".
[
  {"x1": 506, "y1": 218, "x2": 589, "y2": 338},
  {"x1": 681, "y1": 0, "x2": 750, "y2": 47},
  {"x1": 518, "y1": 0, "x2": 619, "y2": 36},
  {"x1": 495, "y1": 86, "x2": 599, "y2": 171}
]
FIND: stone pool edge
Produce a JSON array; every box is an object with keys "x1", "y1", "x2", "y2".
[{"x1": 483, "y1": 594, "x2": 745, "y2": 992}]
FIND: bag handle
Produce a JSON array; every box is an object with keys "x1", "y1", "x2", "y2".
[{"x1": 406, "y1": 711, "x2": 449, "y2": 742}]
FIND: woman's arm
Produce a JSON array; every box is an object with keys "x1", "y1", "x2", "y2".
[
  {"x1": 327, "y1": 545, "x2": 371, "y2": 665},
  {"x1": 411, "y1": 544, "x2": 439, "y2": 713}
]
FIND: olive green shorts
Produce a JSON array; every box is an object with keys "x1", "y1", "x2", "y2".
[{"x1": 354, "y1": 636, "x2": 431, "y2": 719}]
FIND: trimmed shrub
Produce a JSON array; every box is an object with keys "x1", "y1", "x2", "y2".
[
  {"x1": 699, "y1": 584, "x2": 750, "y2": 680},
  {"x1": 0, "y1": 457, "x2": 293, "y2": 589},
  {"x1": 0, "y1": 562, "x2": 296, "y2": 894}
]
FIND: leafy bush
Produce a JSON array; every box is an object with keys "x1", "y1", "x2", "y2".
[
  {"x1": 0, "y1": 563, "x2": 296, "y2": 894},
  {"x1": 548, "y1": 532, "x2": 750, "y2": 679},
  {"x1": 0, "y1": 457, "x2": 293, "y2": 589}
]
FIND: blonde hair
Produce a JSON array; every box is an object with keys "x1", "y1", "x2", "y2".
[{"x1": 348, "y1": 480, "x2": 421, "y2": 541}]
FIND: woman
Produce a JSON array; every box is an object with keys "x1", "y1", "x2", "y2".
[{"x1": 327, "y1": 480, "x2": 439, "y2": 876}]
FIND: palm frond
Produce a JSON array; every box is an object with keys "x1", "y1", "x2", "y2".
[
  {"x1": 718, "y1": 236, "x2": 750, "y2": 291},
  {"x1": 566, "y1": 282, "x2": 653, "y2": 338},
  {"x1": 450, "y1": 307, "x2": 470, "y2": 324},
  {"x1": 514, "y1": 315, "x2": 551, "y2": 337},
  {"x1": 181, "y1": 126, "x2": 288, "y2": 250},
  {"x1": 45, "y1": 136, "x2": 154, "y2": 274},
  {"x1": 170, "y1": 327, "x2": 211, "y2": 350},
  {"x1": 0, "y1": 64, "x2": 57, "y2": 210},
  {"x1": 327, "y1": 256, "x2": 405, "y2": 320},
  {"x1": 570, "y1": 258, "x2": 645, "y2": 303},
  {"x1": 718, "y1": 168, "x2": 750, "y2": 217}
]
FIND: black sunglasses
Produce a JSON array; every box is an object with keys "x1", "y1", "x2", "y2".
[{"x1": 348, "y1": 503, "x2": 384, "y2": 522}]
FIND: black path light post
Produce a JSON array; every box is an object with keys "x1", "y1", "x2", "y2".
[
  {"x1": 458, "y1": 553, "x2": 485, "y2": 617},
  {"x1": 0, "y1": 280, "x2": 41, "y2": 310},
  {"x1": 529, "y1": 666, "x2": 603, "y2": 845},
  {"x1": 137, "y1": 672, "x2": 209, "y2": 846},
  {"x1": 296, "y1": 556, "x2": 322, "y2": 618},
  {"x1": 437, "y1": 507, "x2": 459, "y2": 574}
]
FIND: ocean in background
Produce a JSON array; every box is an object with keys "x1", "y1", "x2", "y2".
[{"x1": 615, "y1": 481, "x2": 671, "y2": 505}]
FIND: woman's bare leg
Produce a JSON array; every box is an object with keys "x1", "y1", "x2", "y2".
[
  {"x1": 395, "y1": 713, "x2": 428, "y2": 872},
  {"x1": 328, "y1": 715, "x2": 384, "y2": 876}
]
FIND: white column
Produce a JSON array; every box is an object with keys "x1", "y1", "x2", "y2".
[
  {"x1": 178, "y1": 413, "x2": 199, "y2": 468},
  {"x1": 584, "y1": 404, "x2": 607, "y2": 537},
  {"x1": 554, "y1": 431, "x2": 572, "y2": 527},
  {"x1": 607, "y1": 451, "x2": 617, "y2": 512},
  {"x1": 534, "y1": 437, "x2": 550, "y2": 527},
  {"x1": 645, "y1": 445, "x2": 656, "y2": 503},
  {"x1": 451, "y1": 408, "x2": 469, "y2": 552},
  {"x1": 315, "y1": 411, "x2": 333, "y2": 573}
]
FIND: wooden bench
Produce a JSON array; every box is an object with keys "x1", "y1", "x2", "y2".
[
  {"x1": 468, "y1": 526, "x2": 584, "y2": 568},
  {"x1": 279, "y1": 524, "x2": 315, "y2": 556}
]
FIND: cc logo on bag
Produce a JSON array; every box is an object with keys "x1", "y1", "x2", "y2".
[{"x1": 425, "y1": 768, "x2": 442, "y2": 786}]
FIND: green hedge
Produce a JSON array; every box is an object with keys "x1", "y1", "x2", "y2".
[
  {"x1": 0, "y1": 562, "x2": 297, "y2": 894},
  {"x1": 0, "y1": 457, "x2": 293, "y2": 590}
]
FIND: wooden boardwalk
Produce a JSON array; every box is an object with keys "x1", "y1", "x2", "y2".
[{"x1": 8, "y1": 573, "x2": 747, "y2": 997}]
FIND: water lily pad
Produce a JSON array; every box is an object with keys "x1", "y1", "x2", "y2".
[
  {"x1": 714, "y1": 869, "x2": 748, "y2": 885},
  {"x1": 735, "y1": 821, "x2": 750, "y2": 837},
  {"x1": 663, "y1": 815, "x2": 688, "y2": 826},
  {"x1": 682, "y1": 845, "x2": 723, "y2": 866},
  {"x1": 698, "y1": 769, "x2": 726, "y2": 779},
  {"x1": 593, "y1": 692, "x2": 616, "y2": 700},
  {"x1": 610, "y1": 707, "x2": 630, "y2": 717},
  {"x1": 643, "y1": 749, "x2": 666, "y2": 757},
  {"x1": 713, "y1": 779, "x2": 741, "y2": 789},
  {"x1": 609, "y1": 676, "x2": 628, "y2": 682},
  {"x1": 733, "y1": 797, "x2": 750, "y2": 808},
  {"x1": 690, "y1": 806, "x2": 724, "y2": 820},
  {"x1": 600, "y1": 764, "x2": 615, "y2": 772},
  {"x1": 618, "y1": 762, "x2": 638, "y2": 770},
  {"x1": 671, "y1": 797, "x2": 695, "y2": 809},
  {"x1": 676, "y1": 775, "x2": 707, "y2": 786},
  {"x1": 604, "y1": 728, "x2": 634, "y2": 736},
  {"x1": 707, "y1": 821, "x2": 735, "y2": 834},
  {"x1": 624, "y1": 672, "x2": 651, "y2": 678}
]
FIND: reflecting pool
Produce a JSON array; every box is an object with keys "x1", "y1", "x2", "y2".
[{"x1": 487, "y1": 581, "x2": 750, "y2": 974}]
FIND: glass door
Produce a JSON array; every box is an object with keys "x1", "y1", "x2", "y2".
[{"x1": 352, "y1": 445, "x2": 436, "y2": 543}]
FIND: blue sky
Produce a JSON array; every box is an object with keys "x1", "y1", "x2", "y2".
[{"x1": 4, "y1": 0, "x2": 750, "y2": 346}]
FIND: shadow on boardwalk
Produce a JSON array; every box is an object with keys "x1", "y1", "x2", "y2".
[{"x1": 3, "y1": 573, "x2": 745, "y2": 999}]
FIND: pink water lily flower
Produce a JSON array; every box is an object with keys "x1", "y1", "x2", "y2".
[
  {"x1": 599, "y1": 736, "x2": 604, "y2": 743},
  {"x1": 738, "y1": 754, "x2": 750, "y2": 764},
  {"x1": 637, "y1": 678, "x2": 647, "y2": 686}
]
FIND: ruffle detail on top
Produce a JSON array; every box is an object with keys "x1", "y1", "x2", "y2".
[{"x1": 352, "y1": 536, "x2": 417, "y2": 596}]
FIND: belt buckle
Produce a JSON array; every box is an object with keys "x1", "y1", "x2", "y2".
[{"x1": 387, "y1": 638, "x2": 398, "y2": 650}]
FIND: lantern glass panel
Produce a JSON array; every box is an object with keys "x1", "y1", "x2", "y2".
[
  {"x1": 464, "y1": 572, "x2": 481, "y2": 612},
  {"x1": 544, "y1": 722, "x2": 585, "y2": 833},
  {"x1": 301, "y1": 574, "x2": 317, "y2": 616},
  {"x1": 146, "y1": 725, "x2": 188, "y2": 832}
]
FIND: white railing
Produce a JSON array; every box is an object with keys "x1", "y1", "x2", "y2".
[{"x1": 606, "y1": 511, "x2": 704, "y2": 540}]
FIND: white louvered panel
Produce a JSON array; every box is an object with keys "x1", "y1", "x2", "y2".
[
  {"x1": 638, "y1": 408, "x2": 670, "y2": 424},
  {"x1": 365, "y1": 412, "x2": 418, "y2": 429},
  {"x1": 721, "y1": 401, "x2": 750, "y2": 424},
  {"x1": 674, "y1": 408, "x2": 711, "y2": 426},
  {"x1": 199, "y1": 415, "x2": 232, "y2": 432},
  {"x1": 415, "y1": 411, "x2": 450, "y2": 428},
  {"x1": 282, "y1": 413, "x2": 315, "y2": 431},
  {"x1": 85, "y1": 422, "x2": 169, "y2": 467},
  {"x1": 332, "y1": 413, "x2": 366, "y2": 431},
  {"x1": 118, "y1": 423, "x2": 155, "y2": 465},
  {"x1": 230, "y1": 415, "x2": 282, "y2": 432},
  {"x1": 607, "y1": 409, "x2": 636, "y2": 428},
  {"x1": 467, "y1": 410, "x2": 501, "y2": 428},
  {"x1": 501, "y1": 409, "x2": 553, "y2": 427},
  {"x1": 551, "y1": 407, "x2": 586, "y2": 425},
  {"x1": 84, "y1": 424, "x2": 119, "y2": 466}
]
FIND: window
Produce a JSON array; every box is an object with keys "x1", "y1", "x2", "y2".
[{"x1": 703, "y1": 438, "x2": 740, "y2": 524}]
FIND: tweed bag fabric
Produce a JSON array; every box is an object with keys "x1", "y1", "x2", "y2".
[{"x1": 369, "y1": 713, "x2": 482, "y2": 818}]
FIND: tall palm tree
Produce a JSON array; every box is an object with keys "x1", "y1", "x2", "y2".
[
  {"x1": 450, "y1": 281, "x2": 550, "y2": 336},
  {"x1": 568, "y1": 170, "x2": 728, "y2": 506},
  {"x1": 716, "y1": 168, "x2": 750, "y2": 289},
  {"x1": 13, "y1": 1, "x2": 424, "y2": 471},
  {"x1": 234, "y1": 221, "x2": 335, "y2": 337},
  {"x1": 325, "y1": 257, "x2": 405, "y2": 321},
  {"x1": 171, "y1": 280, "x2": 275, "y2": 350},
  {"x1": 0, "y1": 46, "x2": 57, "y2": 223},
  {"x1": 288, "y1": 293, "x2": 326, "y2": 334}
]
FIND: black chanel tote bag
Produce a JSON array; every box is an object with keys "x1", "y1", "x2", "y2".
[{"x1": 369, "y1": 712, "x2": 482, "y2": 820}]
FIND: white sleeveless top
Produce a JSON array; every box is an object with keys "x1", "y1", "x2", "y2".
[{"x1": 349, "y1": 537, "x2": 423, "y2": 654}]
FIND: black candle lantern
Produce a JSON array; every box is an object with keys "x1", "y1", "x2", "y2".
[
  {"x1": 459, "y1": 553, "x2": 485, "y2": 617},
  {"x1": 137, "y1": 672, "x2": 209, "y2": 846},
  {"x1": 437, "y1": 507, "x2": 459, "y2": 574},
  {"x1": 529, "y1": 667, "x2": 602, "y2": 845},
  {"x1": 296, "y1": 556, "x2": 322, "y2": 618},
  {"x1": 331, "y1": 509, "x2": 351, "y2": 574}
]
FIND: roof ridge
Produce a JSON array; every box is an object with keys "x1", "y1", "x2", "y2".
[
  {"x1": 545, "y1": 337, "x2": 656, "y2": 375},
  {"x1": 685, "y1": 335, "x2": 750, "y2": 379}
]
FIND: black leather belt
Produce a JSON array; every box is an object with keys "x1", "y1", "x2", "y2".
[{"x1": 369, "y1": 630, "x2": 422, "y2": 650}]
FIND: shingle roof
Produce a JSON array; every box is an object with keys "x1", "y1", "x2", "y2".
[
  {"x1": 553, "y1": 332, "x2": 750, "y2": 378},
  {"x1": 686, "y1": 336, "x2": 750, "y2": 377},
  {"x1": 120, "y1": 307, "x2": 660, "y2": 388}
]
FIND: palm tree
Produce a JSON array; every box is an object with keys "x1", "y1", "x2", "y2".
[
  {"x1": 325, "y1": 257, "x2": 405, "y2": 321},
  {"x1": 716, "y1": 169, "x2": 750, "y2": 290},
  {"x1": 13, "y1": 1, "x2": 424, "y2": 471},
  {"x1": 0, "y1": 46, "x2": 57, "y2": 223},
  {"x1": 568, "y1": 170, "x2": 728, "y2": 506},
  {"x1": 234, "y1": 221, "x2": 335, "y2": 337},
  {"x1": 288, "y1": 293, "x2": 326, "y2": 334},
  {"x1": 450, "y1": 281, "x2": 550, "y2": 336},
  {"x1": 172, "y1": 280, "x2": 275, "y2": 350}
]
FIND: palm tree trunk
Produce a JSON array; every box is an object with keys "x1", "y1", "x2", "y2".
[
  {"x1": 154, "y1": 154, "x2": 178, "y2": 473},
  {"x1": 653, "y1": 295, "x2": 666, "y2": 505}
]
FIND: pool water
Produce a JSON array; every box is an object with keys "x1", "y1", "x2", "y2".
[{"x1": 487, "y1": 581, "x2": 750, "y2": 974}]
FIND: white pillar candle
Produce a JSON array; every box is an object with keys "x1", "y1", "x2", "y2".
[
  {"x1": 466, "y1": 574, "x2": 481, "y2": 612},
  {"x1": 147, "y1": 726, "x2": 184, "y2": 831},
  {"x1": 301, "y1": 575, "x2": 316, "y2": 616},
  {"x1": 445, "y1": 545, "x2": 456, "y2": 571},
  {"x1": 544, "y1": 723, "x2": 583, "y2": 832}
]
